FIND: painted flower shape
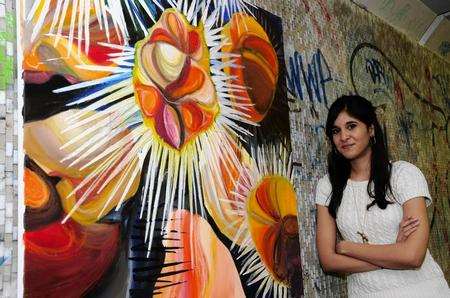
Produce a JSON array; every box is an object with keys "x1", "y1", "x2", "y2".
[
  {"x1": 27, "y1": 1, "x2": 258, "y2": 242},
  {"x1": 247, "y1": 175, "x2": 299, "y2": 285},
  {"x1": 133, "y1": 9, "x2": 219, "y2": 150},
  {"x1": 203, "y1": 144, "x2": 301, "y2": 296},
  {"x1": 24, "y1": 0, "x2": 125, "y2": 83},
  {"x1": 222, "y1": 13, "x2": 279, "y2": 123}
]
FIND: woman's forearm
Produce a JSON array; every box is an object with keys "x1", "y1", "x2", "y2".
[
  {"x1": 321, "y1": 252, "x2": 380, "y2": 274},
  {"x1": 338, "y1": 241, "x2": 423, "y2": 269}
]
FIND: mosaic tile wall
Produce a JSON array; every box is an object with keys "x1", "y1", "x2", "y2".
[
  {"x1": 1, "y1": 0, "x2": 449, "y2": 297},
  {"x1": 0, "y1": 0, "x2": 17, "y2": 296},
  {"x1": 250, "y1": 0, "x2": 450, "y2": 297}
]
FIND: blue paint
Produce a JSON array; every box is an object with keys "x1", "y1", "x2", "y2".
[
  {"x1": 0, "y1": 256, "x2": 8, "y2": 266},
  {"x1": 125, "y1": 0, "x2": 158, "y2": 31},
  {"x1": 69, "y1": 72, "x2": 133, "y2": 108},
  {"x1": 438, "y1": 41, "x2": 450, "y2": 57},
  {"x1": 286, "y1": 49, "x2": 333, "y2": 106},
  {"x1": 365, "y1": 58, "x2": 390, "y2": 86}
]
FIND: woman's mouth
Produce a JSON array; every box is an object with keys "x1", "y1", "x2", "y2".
[{"x1": 341, "y1": 144, "x2": 354, "y2": 150}]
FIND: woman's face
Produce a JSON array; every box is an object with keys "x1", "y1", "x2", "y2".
[{"x1": 331, "y1": 110, "x2": 374, "y2": 161}]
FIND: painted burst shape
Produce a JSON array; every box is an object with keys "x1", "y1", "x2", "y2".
[
  {"x1": 24, "y1": 0, "x2": 254, "y2": 53},
  {"x1": 25, "y1": 0, "x2": 130, "y2": 53},
  {"x1": 223, "y1": 144, "x2": 299, "y2": 298},
  {"x1": 55, "y1": 0, "x2": 257, "y2": 254},
  {"x1": 213, "y1": 0, "x2": 256, "y2": 25}
]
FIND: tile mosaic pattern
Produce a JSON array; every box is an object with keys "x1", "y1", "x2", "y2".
[{"x1": 0, "y1": 0, "x2": 17, "y2": 296}]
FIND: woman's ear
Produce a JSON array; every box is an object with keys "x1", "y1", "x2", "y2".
[{"x1": 369, "y1": 125, "x2": 375, "y2": 137}]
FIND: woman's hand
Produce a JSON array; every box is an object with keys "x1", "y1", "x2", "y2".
[{"x1": 396, "y1": 216, "x2": 420, "y2": 243}]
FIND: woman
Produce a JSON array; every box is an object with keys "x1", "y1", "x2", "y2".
[{"x1": 315, "y1": 95, "x2": 449, "y2": 297}]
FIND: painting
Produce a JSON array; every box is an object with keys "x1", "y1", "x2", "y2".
[{"x1": 20, "y1": 0, "x2": 302, "y2": 297}]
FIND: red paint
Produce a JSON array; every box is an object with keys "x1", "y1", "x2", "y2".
[
  {"x1": 394, "y1": 81, "x2": 405, "y2": 108},
  {"x1": 80, "y1": 42, "x2": 122, "y2": 66},
  {"x1": 181, "y1": 102, "x2": 204, "y2": 132},
  {"x1": 255, "y1": 179, "x2": 281, "y2": 221},
  {"x1": 187, "y1": 31, "x2": 200, "y2": 54},
  {"x1": 318, "y1": 0, "x2": 332, "y2": 21},
  {"x1": 150, "y1": 28, "x2": 176, "y2": 47},
  {"x1": 24, "y1": 219, "x2": 120, "y2": 297},
  {"x1": 301, "y1": 0, "x2": 310, "y2": 12}
]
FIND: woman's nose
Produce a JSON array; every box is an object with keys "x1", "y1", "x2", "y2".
[{"x1": 340, "y1": 130, "x2": 350, "y2": 141}]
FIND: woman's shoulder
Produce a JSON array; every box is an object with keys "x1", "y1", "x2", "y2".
[
  {"x1": 317, "y1": 174, "x2": 331, "y2": 186},
  {"x1": 316, "y1": 174, "x2": 332, "y2": 192},
  {"x1": 315, "y1": 174, "x2": 332, "y2": 206},
  {"x1": 389, "y1": 160, "x2": 432, "y2": 206},
  {"x1": 390, "y1": 160, "x2": 424, "y2": 178}
]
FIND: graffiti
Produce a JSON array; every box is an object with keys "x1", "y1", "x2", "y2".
[
  {"x1": 300, "y1": 0, "x2": 331, "y2": 21},
  {"x1": 438, "y1": 41, "x2": 450, "y2": 57},
  {"x1": 350, "y1": 43, "x2": 448, "y2": 137},
  {"x1": 432, "y1": 74, "x2": 450, "y2": 104},
  {"x1": 0, "y1": 248, "x2": 11, "y2": 267},
  {"x1": 349, "y1": 41, "x2": 450, "y2": 215},
  {"x1": 365, "y1": 58, "x2": 390, "y2": 87},
  {"x1": 287, "y1": 49, "x2": 333, "y2": 106},
  {"x1": 300, "y1": 0, "x2": 332, "y2": 37}
]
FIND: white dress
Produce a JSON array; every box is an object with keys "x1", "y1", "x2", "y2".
[{"x1": 315, "y1": 161, "x2": 450, "y2": 297}]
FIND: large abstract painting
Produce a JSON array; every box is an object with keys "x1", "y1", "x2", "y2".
[{"x1": 20, "y1": 0, "x2": 302, "y2": 297}]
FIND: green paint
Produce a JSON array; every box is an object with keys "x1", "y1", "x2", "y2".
[{"x1": 0, "y1": 11, "x2": 16, "y2": 90}]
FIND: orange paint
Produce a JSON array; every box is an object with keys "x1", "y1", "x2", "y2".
[
  {"x1": 254, "y1": 178, "x2": 280, "y2": 220},
  {"x1": 136, "y1": 83, "x2": 164, "y2": 117},
  {"x1": 166, "y1": 65, "x2": 205, "y2": 100},
  {"x1": 222, "y1": 13, "x2": 279, "y2": 123},
  {"x1": 24, "y1": 168, "x2": 50, "y2": 209},
  {"x1": 24, "y1": 9, "x2": 124, "y2": 82},
  {"x1": 153, "y1": 210, "x2": 245, "y2": 297},
  {"x1": 166, "y1": 11, "x2": 184, "y2": 40},
  {"x1": 241, "y1": 35, "x2": 278, "y2": 70},
  {"x1": 181, "y1": 102, "x2": 203, "y2": 131},
  {"x1": 247, "y1": 176, "x2": 298, "y2": 284}
]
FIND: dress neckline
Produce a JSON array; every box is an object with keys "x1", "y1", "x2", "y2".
[{"x1": 347, "y1": 179, "x2": 369, "y2": 186}]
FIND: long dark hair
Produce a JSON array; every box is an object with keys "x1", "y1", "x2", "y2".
[{"x1": 325, "y1": 95, "x2": 393, "y2": 218}]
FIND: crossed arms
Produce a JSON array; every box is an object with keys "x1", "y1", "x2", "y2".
[{"x1": 316, "y1": 197, "x2": 429, "y2": 274}]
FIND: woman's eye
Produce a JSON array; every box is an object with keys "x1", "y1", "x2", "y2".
[
  {"x1": 347, "y1": 124, "x2": 357, "y2": 130},
  {"x1": 331, "y1": 129, "x2": 339, "y2": 135}
]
